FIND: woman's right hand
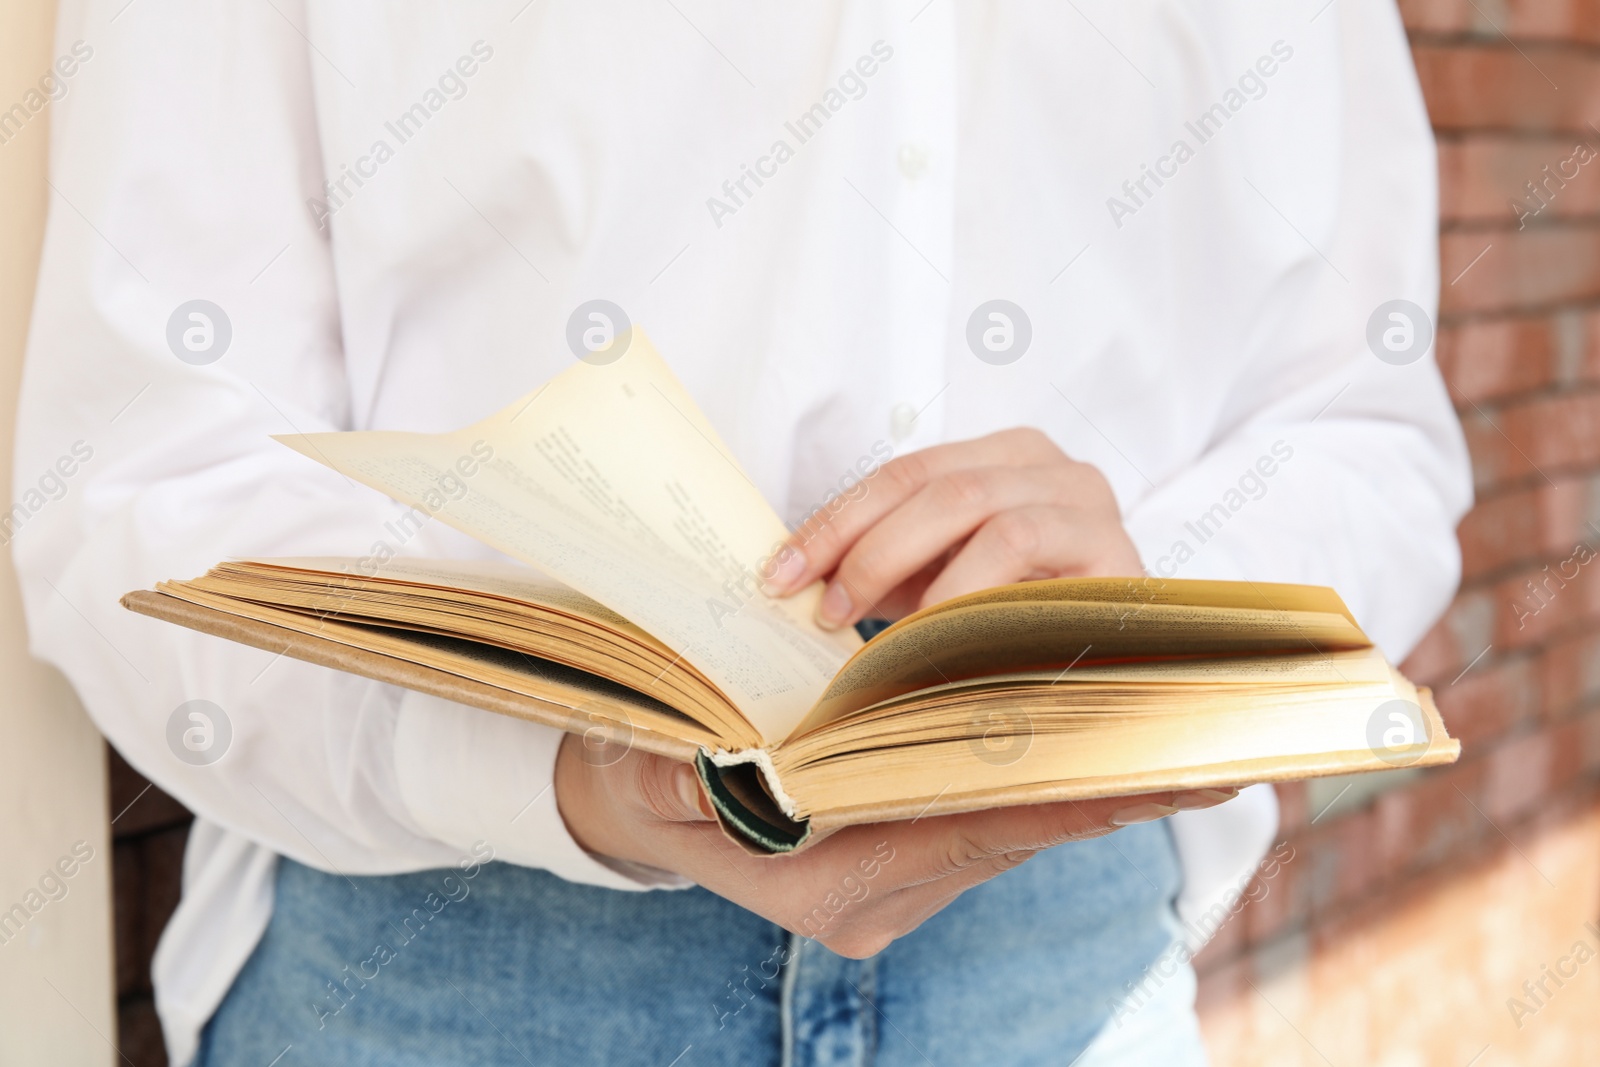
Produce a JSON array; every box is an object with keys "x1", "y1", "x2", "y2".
[{"x1": 554, "y1": 735, "x2": 1234, "y2": 959}]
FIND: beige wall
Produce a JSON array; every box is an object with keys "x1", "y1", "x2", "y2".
[{"x1": 0, "y1": 0, "x2": 115, "y2": 1061}]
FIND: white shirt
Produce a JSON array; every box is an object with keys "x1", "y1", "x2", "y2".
[{"x1": 14, "y1": 2, "x2": 1469, "y2": 1062}]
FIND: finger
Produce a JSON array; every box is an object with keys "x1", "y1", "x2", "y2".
[
  {"x1": 806, "y1": 846, "x2": 1042, "y2": 958},
  {"x1": 670, "y1": 806, "x2": 1039, "y2": 937},
  {"x1": 767, "y1": 429, "x2": 1067, "y2": 594},
  {"x1": 625, "y1": 752, "x2": 716, "y2": 824},
  {"x1": 875, "y1": 788, "x2": 1234, "y2": 894},
  {"x1": 804, "y1": 793, "x2": 1169, "y2": 956},
  {"x1": 859, "y1": 553, "x2": 951, "y2": 622},
  {"x1": 880, "y1": 798, "x2": 1119, "y2": 892},
  {"x1": 916, "y1": 506, "x2": 1138, "y2": 608},
  {"x1": 817, "y1": 466, "x2": 1074, "y2": 629},
  {"x1": 650, "y1": 786, "x2": 1233, "y2": 958}
]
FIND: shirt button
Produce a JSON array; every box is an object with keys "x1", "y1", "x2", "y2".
[
  {"x1": 889, "y1": 402, "x2": 919, "y2": 442},
  {"x1": 897, "y1": 142, "x2": 930, "y2": 181}
]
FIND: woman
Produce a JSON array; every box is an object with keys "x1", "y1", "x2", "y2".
[{"x1": 13, "y1": 1, "x2": 1468, "y2": 1063}]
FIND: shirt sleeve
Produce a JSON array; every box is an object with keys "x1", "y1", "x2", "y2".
[
  {"x1": 10, "y1": 0, "x2": 659, "y2": 891},
  {"x1": 1121, "y1": 0, "x2": 1473, "y2": 662}
]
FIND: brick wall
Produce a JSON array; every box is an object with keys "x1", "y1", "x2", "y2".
[
  {"x1": 107, "y1": 4, "x2": 1600, "y2": 1061},
  {"x1": 109, "y1": 752, "x2": 189, "y2": 1063},
  {"x1": 1195, "y1": 3, "x2": 1600, "y2": 1061}
]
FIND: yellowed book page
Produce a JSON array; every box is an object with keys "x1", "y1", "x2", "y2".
[
  {"x1": 273, "y1": 331, "x2": 859, "y2": 745},
  {"x1": 238, "y1": 556, "x2": 658, "y2": 646},
  {"x1": 795, "y1": 646, "x2": 1397, "y2": 737},
  {"x1": 156, "y1": 583, "x2": 722, "y2": 748},
  {"x1": 785, "y1": 677, "x2": 1401, "y2": 763},
  {"x1": 174, "y1": 560, "x2": 751, "y2": 741},
  {"x1": 937, "y1": 576, "x2": 1363, "y2": 627},
  {"x1": 777, "y1": 687, "x2": 1420, "y2": 817},
  {"x1": 798, "y1": 595, "x2": 1372, "y2": 733}
]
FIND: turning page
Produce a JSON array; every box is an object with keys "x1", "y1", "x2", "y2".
[{"x1": 275, "y1": 330, "x2": 860, "y2": 744}]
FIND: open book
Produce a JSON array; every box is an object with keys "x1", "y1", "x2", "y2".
[{"x1": 123, "y1": 330, "x2": 1459, "y2": 852}]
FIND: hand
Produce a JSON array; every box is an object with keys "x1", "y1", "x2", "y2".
[
  {"x1": 762, "y1": 427, "x2": 1143, "y2": 630},
  {"x1": 555, "y1": 737, "x2": 1234, "y2": 959},
  {"x1": 555, "y1": 428, "x2": 1178, "y2": 960}
]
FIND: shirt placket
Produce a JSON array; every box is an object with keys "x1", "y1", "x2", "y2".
[
  {"x1": 777, "y1": 17, "x2": 957, "y2": 1062},
  {"x1": 877, "y1": 5, "x2": 957, "y2": 459}
]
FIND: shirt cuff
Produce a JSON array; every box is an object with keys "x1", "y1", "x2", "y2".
[{"x1": 392, "y1": 690, "x2": 689, "y2": 892}]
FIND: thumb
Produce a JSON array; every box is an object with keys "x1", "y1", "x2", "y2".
[{"x1": 635, "y1": 754, "x2": 716, "y2": 824}]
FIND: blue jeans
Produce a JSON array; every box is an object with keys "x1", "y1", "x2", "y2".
[{"x1": 197, "y1": 823, "x2": 1188, "y2": 1066}]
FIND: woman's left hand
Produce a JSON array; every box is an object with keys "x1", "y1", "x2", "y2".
[{"x1": 763, "y1": 427, "x2": 1144, "y2": 630}]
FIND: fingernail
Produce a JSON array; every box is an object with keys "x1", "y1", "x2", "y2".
[
  {"x1": 675, "y1": 764, "x2": 714, "y2": 821},
  {"x1": 761, "y1": 547, "x2": 808, "y2": 595},
  {"x1": 815, "y1": 581, "x2": 853, "y2": 630},
  {"x1": 1108, "y1": 803, "x2": 1179, "y2": 826},
  {"x1": 1171, "y1": 788, "x2": 1239, "y2": 811}
]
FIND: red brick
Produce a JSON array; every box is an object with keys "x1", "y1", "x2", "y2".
[
  {"x1": 1457, "y1": 487, "x2": 1541, "y2": 579},
  {"x1": 1583, "y1": 314, "x2": 1600, "y2": 382},
  {"x1": 1401, "y1": 591, "x2": 1495, "y2": 688},
  {"x1": 1530, "y1": 476, "x2": 1599, "y2": 557},
  {"x1": 1441, "y1": 227, "x2": 1600, "y2": 315},
  {"x1": 1440, "y1": 134, "x2": 1600, "y2": 225},
  {"x1": 1490, "y1": 554, "x2": 1600, "y2": 648},
  {"x1": 1481, "y1": 726, "x2": 1555, "y2": 822},
  {"x1": 1414, "y1": 43, "x2": 1600, "y2": 135},
  {"x1": 1444, "y1": 589, "x2": 1497, "y2": 672},
  {"x1": 1403, "y1": 0, "x2": 1600, "y2": 43},
  {"x1": 1457, "y1": 476, "x2": 1600, "y2": 579},
  {"x1": 1537, "y1": 627, "x2": 1600, "y2": 715},
  {"x1": 1463, "y1": 392, "x2": 1600, "y2": 489},
  {"x1": 1371, "y1": 761, "x2": 1489, "y2": 876},
  {"x1": 1548, "y1": 715, "x2": 1590, "y2": 790},
  {"x1": 1285, "y1": 808, "x2": 1379, "y2": 923},
  {"x1": 1401, "y1": 616, "x2": 1471, "y2": 686},
  {"x1": 1240, "y1": 840, "x2": 1308, "y2": 946},
  {"x1": 1502, "y1": 393, "x2": 1600, "y2": 474},
  {"x1": 1437, "y1": 309, "x2": 1600, "y2": 401},
  {"x1": 1433, "y1": 654, "x2": 1539, "y2": 746},
  {"x1": 1436, "y1": 315, "x2": 1556, "y2": 402},
  {"x1": 1582, "y1": 706, "x2": 1600, "y2": 772}
]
